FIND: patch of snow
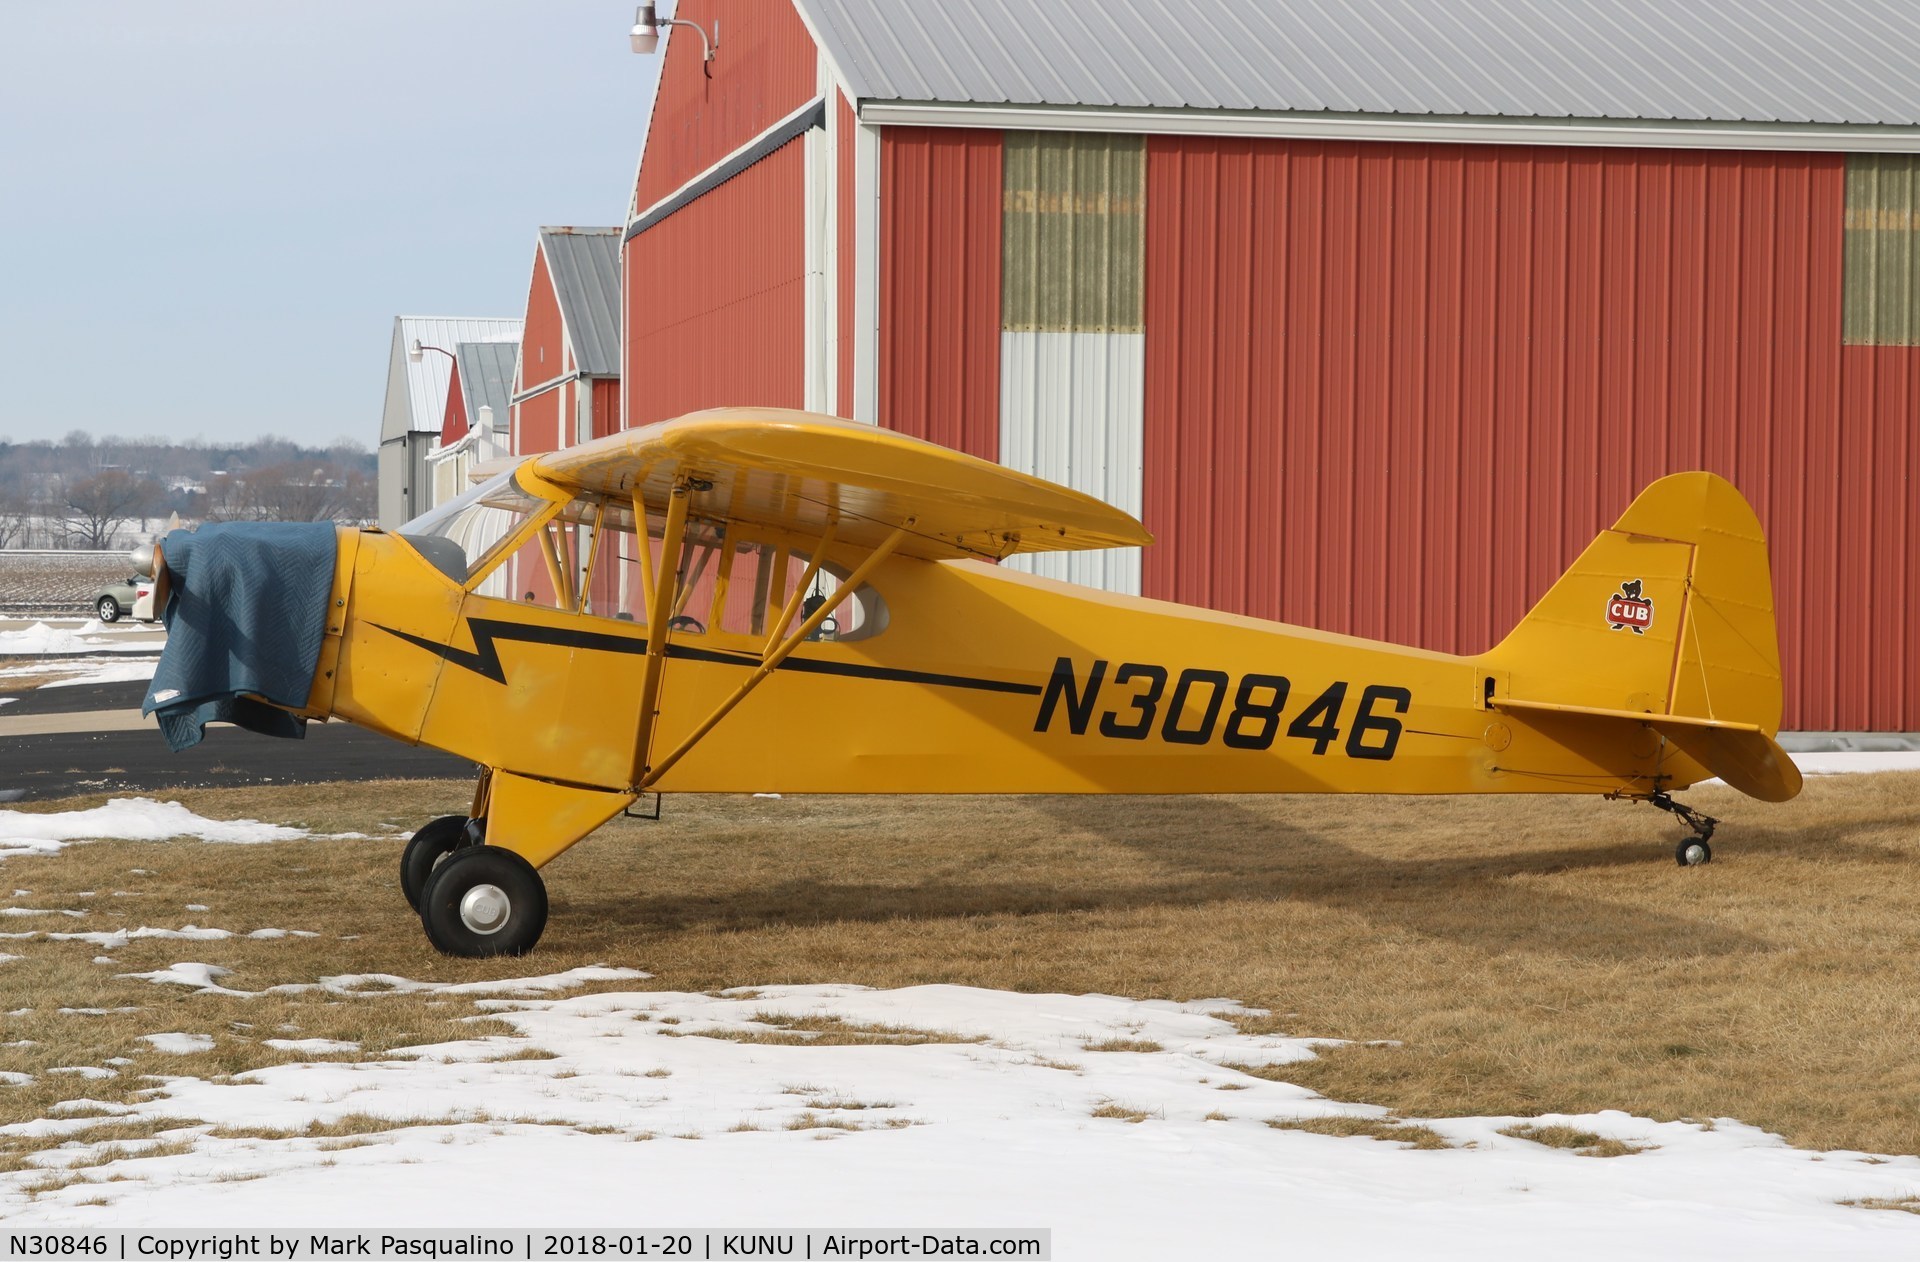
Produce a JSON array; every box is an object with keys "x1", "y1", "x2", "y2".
[
  {"x1": 0, "y1": 624, "x2": 95, "y2": 654},
  {"x1": 46, "y1": 1066, "x2": 115, "y2": 1079},
  {"x1": 0, "y1": 953, "x2": 17, "y2": 963},
  {"x1": 46, "y1": 926, "x2": 234, "y2": 948},
  {"x1": 0, "y1": 624, "x2": 161, "y2": 655},
  {"x1": 185, "y1": 904, "x2": 209, "y2": 911},
  {"x1": 57, "y1": 1007, "x2": 139, "y2": 1016},
  {"x1": 0, "y1": 982, "x2": 1911, "y2": 1256},
  {"x1": 263, "y1": 1038, "x2": 360, "y2": 1055},
  {"x1": 48, "y1": 1099, "x2": 133, "y2": 1116},
  {"x1": 119, "y1": 963, "x2": 246, "y2": 997},
  {"x1": 141, "y1": 1033, "x2": 215, "y2": 1055},
  {"x1": 317, "y1": 967, "x2": 648, "y2": 998},
  {"x1": 0, "y1": 798, "x2": 305, "y2": 860},
  {"x1": 38, "y1": 658, "x2": 160, "y2": 688},
  {"x1": 93, "y1": 956, "x2": 114, "y2": 964},
  {"x1": 121, "y1": 963, "x2": 646, "y2": 1001},
  {"x1": 0, "y1": 698, "x2": 14, "y2": 708},
  {"x1": 0, "y1": 1072, "x2": 31, "y2": 1086}
]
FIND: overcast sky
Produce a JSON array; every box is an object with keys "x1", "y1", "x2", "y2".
[{"x1": 0, "y1": 1, "x2": 661, "y2": 449}]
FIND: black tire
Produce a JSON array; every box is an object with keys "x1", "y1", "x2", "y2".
[
  {"x1": 399, "y1": 814, "x2": 476, "y2": 911},
  {"x1": 96, "y1": 596, "x2": 120, "y2": 623},
  {"x1": 1675, "y1": 836, "x2": 1713, "y2": 867},
  {"x1": 418, "y1": 846, "x2": 548, "y2": 958}
]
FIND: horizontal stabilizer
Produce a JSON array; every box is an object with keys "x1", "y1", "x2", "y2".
[{"x1": 1496, "y1": 698, "x2": 1802, "y2": 803}]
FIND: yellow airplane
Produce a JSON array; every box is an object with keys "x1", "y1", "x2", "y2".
[{"x1": 139, "y1": 408, "x2": 1801, "y2": 957}]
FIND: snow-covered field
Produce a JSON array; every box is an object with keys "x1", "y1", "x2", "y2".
[
  {"x1": 0, "y1": 619, "x2": 164, "y2": 655},
  {"x1": 0, "y1": 619, "x2": 163, "y2": 691},
  {"x1": 0, "y1": 801, "x2": 1916, "y2": 1254}
]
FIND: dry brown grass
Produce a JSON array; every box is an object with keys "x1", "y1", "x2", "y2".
[
  {"x1": 1083, "y1": 1037, "x2": 1164, "y2": 1053},
  {"x1": 1266, "y1": 1115, "x2": 1455, "y2": 1149},
  {"x1": 678, "y1": 1012, "x2": 984, "y2": 1047},
  {"x1": 2, "y1": 773, "x2": 1920, "y2": 1156},
  {"x1": 1088, "y1": 1102, "x2": 1153, "y2": 1123},
  {"x1": 1498, "y1": 1123, "x2": 1653, "y2": 1157},
  {"x1": 1843, "y1": 1197, "x2": 1920, "y2": 1215}
]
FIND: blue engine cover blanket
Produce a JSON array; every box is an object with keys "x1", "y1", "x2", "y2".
[{"x1": 141, "y1": 522, "x2": 338, "y2": 752}]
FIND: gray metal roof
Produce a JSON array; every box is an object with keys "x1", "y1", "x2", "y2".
[
  {"x1": 799, "y1": 0, "x2": 1920, "y2": 126},
  {"x1": 383, "y1": 316, "x2": 523, "y2": 438},
  {"x1": 455, "y1": 341, "x2": 519, "y2": 430},
  {"x1": 540, "y1": 227, "x2": 622, "y2": 377}
]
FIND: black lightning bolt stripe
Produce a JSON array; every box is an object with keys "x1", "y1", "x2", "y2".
[{"x1": 372, "y1": 618, "x2": 1044, "y2": 696}]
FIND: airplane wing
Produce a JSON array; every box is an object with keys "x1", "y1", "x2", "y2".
[{"x1": 529, "y1": 408, "x2": 1153, "y2": 562}]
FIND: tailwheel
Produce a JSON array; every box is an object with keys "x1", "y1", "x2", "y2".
[
  {"x1": 418, "y1": 845, "x2": 548, "y2": 958},
  {"x1": 399, "y1": 814, "x2": 479, "y2": 910},
  {"x1": 1639, "y1": 791, "x2": 1718, "y2": 865},
  {"x1": 1675, "y1": 836, "x2": 1713, "y2": 867}
]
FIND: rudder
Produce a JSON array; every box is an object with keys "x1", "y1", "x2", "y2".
[{"x1": 1480, "y1": 473, "x2": 1795, "y2": 799}]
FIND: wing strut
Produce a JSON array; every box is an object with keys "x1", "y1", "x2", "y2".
[
  {"x1": 636, "y1": 518, "x2": 913, "y2": 790},
  {"x1": 629, "y1": 479, "x2": 693, "y2": 786}
]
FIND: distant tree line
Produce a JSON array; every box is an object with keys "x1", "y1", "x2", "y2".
[{"x1": 0, "y1": 432, "x2": 377, "y2": 550}]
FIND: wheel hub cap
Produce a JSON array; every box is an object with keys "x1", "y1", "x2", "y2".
[
  {"x1": 459, "y1": 883, "x2": 511, "y2": 934},
  {"x1": 1682, "y1": 844, "x2": 1707, "y2": 866}
]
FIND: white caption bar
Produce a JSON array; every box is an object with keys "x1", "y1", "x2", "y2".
[{"x1": 1, "y1": 1232, "x2": 1050, "y2": 1262}]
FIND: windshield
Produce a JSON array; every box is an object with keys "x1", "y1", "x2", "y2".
[{"x1": 397, "y1": 466, "x2": 555, "y2": 585}]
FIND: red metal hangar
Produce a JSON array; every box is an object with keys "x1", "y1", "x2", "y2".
[{"x1": 594, "y1": 0, "x2": 1920, "y2": 732}]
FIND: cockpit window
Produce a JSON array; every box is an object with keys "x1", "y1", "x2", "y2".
[{"x1": 397, "y1": 467, "x2": 557, "y2": 588}]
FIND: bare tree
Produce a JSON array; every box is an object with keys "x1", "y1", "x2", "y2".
[
  {"x1": 62, "y1": 469, "x2": 161, "y2": 550},
  {"x1": 0, "y1": 487, "x2": 31, "y2": 549}
]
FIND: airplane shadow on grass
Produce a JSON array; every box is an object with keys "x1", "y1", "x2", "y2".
[{"x1": 552, "y1": 795, "x2": 1919, "y2": 962}]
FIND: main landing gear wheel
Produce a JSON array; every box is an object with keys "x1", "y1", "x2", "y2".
[
  {"x1": 1676, "y1": 836, "x2": 1713, "y2": 867},
  {"x1": 96, "y1": 596, "x2": 121, "y2": 623},
  {"x1": 417, "y1": 846, "x2": 548, "y2": 958},
  {"x1": 400, "y1": 814, "x2": 478, "y2": 910}
]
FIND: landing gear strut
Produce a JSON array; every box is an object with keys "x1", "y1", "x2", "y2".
[{"x1": 1647, "y1": 791, "x2": 1717, "y2": 867}]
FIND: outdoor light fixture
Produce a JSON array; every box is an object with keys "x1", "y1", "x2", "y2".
[
  {"x1": 408, "y1": 339, "x2": 456, "y2": 366},
  {"x1": 630, "y1": 3, "x2": 718, "y2": 73}
]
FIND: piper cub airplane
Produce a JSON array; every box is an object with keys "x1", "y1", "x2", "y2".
[{"x1": 138, "y1": 409, "x2": 1800, "y2": 957}]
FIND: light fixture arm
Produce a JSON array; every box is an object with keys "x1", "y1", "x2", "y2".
[
  {"x1": 666, "y1": 16, "x2": 719, "y2": 69},
  {"x1": 408, "y1": 339, "x2": 458, "y2": 367}
]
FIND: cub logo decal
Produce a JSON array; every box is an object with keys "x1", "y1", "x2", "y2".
[{"x1": 1607, "y1": 579, "x2": 1654, "y2": 635}]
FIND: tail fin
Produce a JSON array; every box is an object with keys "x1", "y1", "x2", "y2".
[{"x1": 1483, "y1": 472, "x2": 1800, "y2": 802}]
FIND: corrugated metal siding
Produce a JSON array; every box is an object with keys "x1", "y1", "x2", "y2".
[
  {"x1": 836, "y1": 92, "x2": 856, "y2": 418},
  {"x1": 519, "y1": 248, "x2": 566, "y2": 392},
  {"x1": 440, "y1": 369, "x2": 468, "y2": 444},
  {"x1": 625, "y1": 142, "x2": 808, "y2": 428},
  {"x1": 592, "y1": 379, "x2": 622, "y2": 440},
  {"x1": 1002, "y1": 131, "x2": 1144, "y2": 332},
  {"x1": 801, "y1": 0, "x2": 1920, "y2": 126},
  {"x1": 1000, "y1": 332, "x2": 1144, "y2": 592},
  {"x1": 878, "y1": 126, "x2": 1002, "y2": 456},
  {"x1": 540, "y1": 228, "x2": 624, "y2": 374},
  {"x1": 514, "y1": 387, "x2": 563, "y2": 457},
  {"x1": 634, "y1": 0, "x2": 819, "y2": 211},
  {"x1": 1144, "y1": 136, "x2": 1920, "y2": 731},
  {"x1": 390, "y1": 316, "x2": 522, "y2": 435},
  {"x1": 999, "y1": 130, "x2": 1146, "y2": 593},
  {"x1": 455, "y1": 342, "x2": 519, "y2": 429},
  {"x1": 1844, "y1": 154, "x2": 1920, "y2": 344}
]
